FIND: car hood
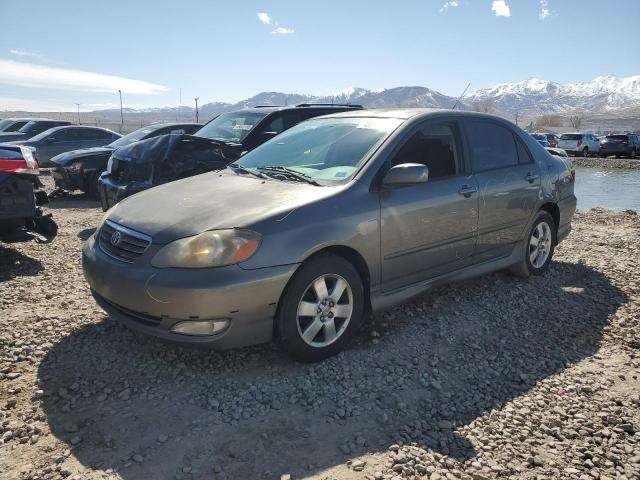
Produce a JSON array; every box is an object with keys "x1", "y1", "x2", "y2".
[
  {"x1": 0, "y1": 132, "x2": 28, "y2": 143},
  {"x1": 51, "y1": 147, "x2": 114, "y2": 167},
  {"x1": 108, "y1": 170, "x2": 340, "y2": 244}
]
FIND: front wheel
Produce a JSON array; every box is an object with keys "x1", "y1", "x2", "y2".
[
  {"x1": 276, "y1": 254, "x2": 364, "y2": 362},
  {"x1": 582, "y1": 147, "x2": 589, "y2": 158},
  {"x1": 510, "y1": 211, "x2": 557, "y2": 277},
  {"x1": 85, "y1": 170, "x2": 104, "y2": 200}
]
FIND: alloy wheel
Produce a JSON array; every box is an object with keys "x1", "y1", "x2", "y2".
[
  {"x1": 296, "y1": 274, "x2": 353, "y2": 348},
  {"x1": 529, "y1": 221, "x2": 552, "y2": 269}
]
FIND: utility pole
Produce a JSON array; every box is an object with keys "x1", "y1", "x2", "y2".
[
  {"x1": 76, "y1": 103, "x2": 81, "y2": 124},
  {"x1": 194, "y1": 97, "x2": 199, "y2": 123},
  {"x1": 515, "y1": 111, "x2": 519, "y2": 127},
  {"x1": 118, "y1": 89, "x2": 124, "y2": 130}
]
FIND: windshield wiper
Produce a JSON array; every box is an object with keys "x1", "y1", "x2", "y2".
[
  {"x1": 257, "y1": 166, "x2": 321, "y2": 186},
  {"x1": 228, "y1": 163, "x2": 267, "y2": 179}
]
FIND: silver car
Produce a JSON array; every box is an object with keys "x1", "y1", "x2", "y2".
[{"x1": 83, "y1": 109, "x2": 577, "y2": 362}]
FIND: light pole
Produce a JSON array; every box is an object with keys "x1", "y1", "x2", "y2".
[
  {"x1": 194, "y1": 97, "x2": 199, "y2": 123},
  {"x1": 76, "y1": 103, "x2": 81, "y2": 124},
  {"x1": 118, "y1": 89, "x2": 124, "y2": 130}
]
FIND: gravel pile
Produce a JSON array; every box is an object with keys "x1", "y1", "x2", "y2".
[
  {"x1": 571, "y1": 156, "x2": 640, "y2": 170},
  {"x1": 1, "y1": 177, "x2": 638, "y2": 480}
]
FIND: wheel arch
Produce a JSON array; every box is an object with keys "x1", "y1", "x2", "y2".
[
  {"x1": 273, "y1": 245, "x2": 372, "y2": 339},
  {"x1": 539, "y1": 202, "x2": 560, "y2": 240}
]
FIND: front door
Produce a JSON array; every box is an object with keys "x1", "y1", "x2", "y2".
[
  {"x1": 463, "y1": 118, "x2": 541, "y2": 261},
  {"x1": 380, "y1": 120, "x2": 479, "y2": 292}
]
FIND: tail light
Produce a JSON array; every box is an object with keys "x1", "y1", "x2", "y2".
[
  {"x1": 0, "y1": 147, "x2": 39, "y2": 175},
  {"x1": 576, "y1": 139, "x2": 583, "y2": 146}
]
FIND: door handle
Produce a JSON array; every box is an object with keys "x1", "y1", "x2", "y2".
[
  {"x1": 458, "y1": 185, "x2": 478, "y2": 197},
  {"x1": 526, "y1": 172, "x2": 539, "y2": 183}
]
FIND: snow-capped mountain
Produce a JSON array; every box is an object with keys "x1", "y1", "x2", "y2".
[
  {"x1": 13, "y1": 75, "x2": 637, "y2": 122},
  {"x1": 468, "y1": 75, "x2": 640, "y2": 115}
]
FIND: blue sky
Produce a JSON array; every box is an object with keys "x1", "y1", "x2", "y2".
[{"x1": 0, "y1": 0, "x2": 638, "y2": 112}]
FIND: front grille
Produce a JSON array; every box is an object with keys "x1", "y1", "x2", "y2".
[{"x1": 99, "y1": 220, "x2": 151, "y2": 263}]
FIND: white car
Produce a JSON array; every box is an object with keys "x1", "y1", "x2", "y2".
[{"x1": 558, "y1": 133, "x2": 600, "y2": 157}]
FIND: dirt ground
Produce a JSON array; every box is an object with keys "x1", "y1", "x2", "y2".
[{"x1": 1, "y1": 175, "x2": 639, "y2": 480}]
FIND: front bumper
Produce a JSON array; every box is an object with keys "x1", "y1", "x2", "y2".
[
  {"x1": 82, "y1": 234, "x2": 298, "y2": 348},
  {"x1": 52, "y1": 167, "x2": 83, "y2": 191},
  {"x1": 98, "y1": 174, "x2": 150, "y2": 211}
]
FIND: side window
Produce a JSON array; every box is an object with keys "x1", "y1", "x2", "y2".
[
  {"x1": 466, "y1": 120, "x2": 518, "y2": 171},
  {"x1": 390, "y1": 122, "x2": 460, "y2": 179},
  {"x1": 259, "y1": 114, "x2": 285, "y2": 135},
  {"x1": 169, "y1": 129, "x2": 186, "y2": 134},
  {"x1": 51, "y1": 129, "x2": 75, "y2": 141},
  {"x1": 78, "y1": 129, "x2": 107, "y2": 140},
  {"x1": 515, "y1": 137, "x2": 533, "y2": 164}
]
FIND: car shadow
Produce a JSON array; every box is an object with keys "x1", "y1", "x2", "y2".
[
  {"x1": 37, "y1": 261, "x2": 625, "y2": 479},
  {"x1": 46, "y1": 193, "x2": 100, "y2": 210},
  {"x1": 77, "y1": 227, "x2": 97, "y2": 241},
  {"x1": 0, "y1": 246, "x2": 44, "y2": 282}
]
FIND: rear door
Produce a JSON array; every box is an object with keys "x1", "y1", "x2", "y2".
[
  {"x1": 78, "y1": 128, "x2": 113, "y2": 148},
  {"x1": 379, "y1": 118, "x2": 479, "y2": 291},
  {"x1": 463, "y1": 118, "x2": 541, "y2": 261}
]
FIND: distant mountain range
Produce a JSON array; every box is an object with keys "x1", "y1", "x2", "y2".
[{"x1": 7, "y1": 75, "x2": 640, "y2": 123}]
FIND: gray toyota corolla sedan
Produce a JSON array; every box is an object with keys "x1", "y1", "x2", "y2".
[{"x1": 83, "y1": 108, "x2": 576, "y2": 362}]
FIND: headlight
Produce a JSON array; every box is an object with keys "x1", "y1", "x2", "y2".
[{"x1": 151, "y1": 229, "x2": 261, "y2": 268}]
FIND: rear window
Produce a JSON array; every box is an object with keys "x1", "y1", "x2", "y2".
[
  {"x1": 605, "y1": 135, "x2": 629, "y2": 141},
  {"x1": 560, "y1": 134, "x2": 583, "y2": 140}
]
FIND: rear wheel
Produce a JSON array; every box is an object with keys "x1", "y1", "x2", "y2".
[
  {"x1": 510, "y1": 211, "x2": 557, "y2": 277},
  {"x1": 631, "y1": 149, "x2": 637, "y2": 159},
  {"x1": 276, "y1": 254, "x2": 364, "y2": 362},
  {"x1": 582, "y1": 147, "x2": 589, "y2": 158}
]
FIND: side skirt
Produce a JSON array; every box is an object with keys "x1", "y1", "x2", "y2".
[{"x1": 370, "y1": 241, "x2": 524, "y2": 314}]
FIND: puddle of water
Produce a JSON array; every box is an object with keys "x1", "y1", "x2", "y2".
[{"x1": 574, "y1": 167, "x2": 640, "y2": 212}]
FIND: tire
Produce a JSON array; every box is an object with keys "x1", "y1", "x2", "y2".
[
  {"x1": 582, "y1": 147, "x2": 589, "y2": 158},
  {"x1": 510, "y1": 211, "x2": 557, "y2": 277},
  {"x1": 276, "y1": 254, "x2": 364, "y2": 362},
  {"x1": 631, "y1": 149, "x2": 637, "y2": 159},
  {"x1": 85, "y1": 170, "x2": 104, "y2": 200}
]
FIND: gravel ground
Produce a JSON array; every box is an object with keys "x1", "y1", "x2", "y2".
[
  {"x1": 571, "y1": 156, "x2": 640, "y2": 170},
  {"x1": 1, "y1": 176, "x2": 639, "y2": 480}
]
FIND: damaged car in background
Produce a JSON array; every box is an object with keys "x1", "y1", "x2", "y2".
[
  {"x1": 0, "y1": 145, "x2": 57, "y2": 243},
  {"x1": 97, "y1": 104, "x2": 363, "y2": 210},
  {"x1": 50, "y1": 122, "x2": 201, "y2": 198}
]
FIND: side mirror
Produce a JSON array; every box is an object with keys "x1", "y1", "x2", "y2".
[{"x1": 382, "y1": 163, "x2": 429, "y2": 187}]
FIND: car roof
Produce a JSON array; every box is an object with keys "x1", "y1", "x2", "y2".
[
  {"x1": 316, "y1": 107, "x2": 516, "y2": 122},
  {"x1": 20, "y1": 118, "x2": 68, "y2": 122},
  {"x1": 231, "y1": 104, "x2": 364, "y2": 115},
  {"x1": 43, "y1": 125, "x2": 117, "y2": 133}
]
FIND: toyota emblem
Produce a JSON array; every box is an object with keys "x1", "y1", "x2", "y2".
[{"x1": 110, "y1": 230, "x2": 122, "y2": 246}]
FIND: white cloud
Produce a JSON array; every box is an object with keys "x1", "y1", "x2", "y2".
[
  {"x1": 439, "y1": 1, "x2": 459, "y2": 13},
  {"x1": 257, "y1": 12, "x2": 271, "y2": 24},
  {"x1": 0, "y1": 59, "x2": 169, "y2": 95},
  {"x1": 271, "y1": 26, "x2": 294, "y2": 35},
  {"x1": 10, "y1": 49, "x2": 39, "y2": 57},
  {"x1": 539, "y1": 0, "x2": 552, "y2": 20},
  {"x1": 491, "y1": 0, "x2": 511, "y2": 17}
]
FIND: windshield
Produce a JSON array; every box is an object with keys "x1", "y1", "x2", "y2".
[
  {"x1": 109, "y1": 127, "x2": 155, "y2": 148},
  {"x1": 195, "y1": 112, "x2": 267, "y2": 143},
  {"x1": 237, "y1": 117, "x2": 402, "y2": 183},
  {"x1": 0, "y1": 120, "x2": 15, "y2": 131},
  {"x1": 18, "y1": 121, "x2": 38, "y2": 133},
  {"x1": 560, "y1": 134, "x2": 582, "y2": 140},
  {"x1": 27, "y1": 128, "x2": 58, "y2": 142}
]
